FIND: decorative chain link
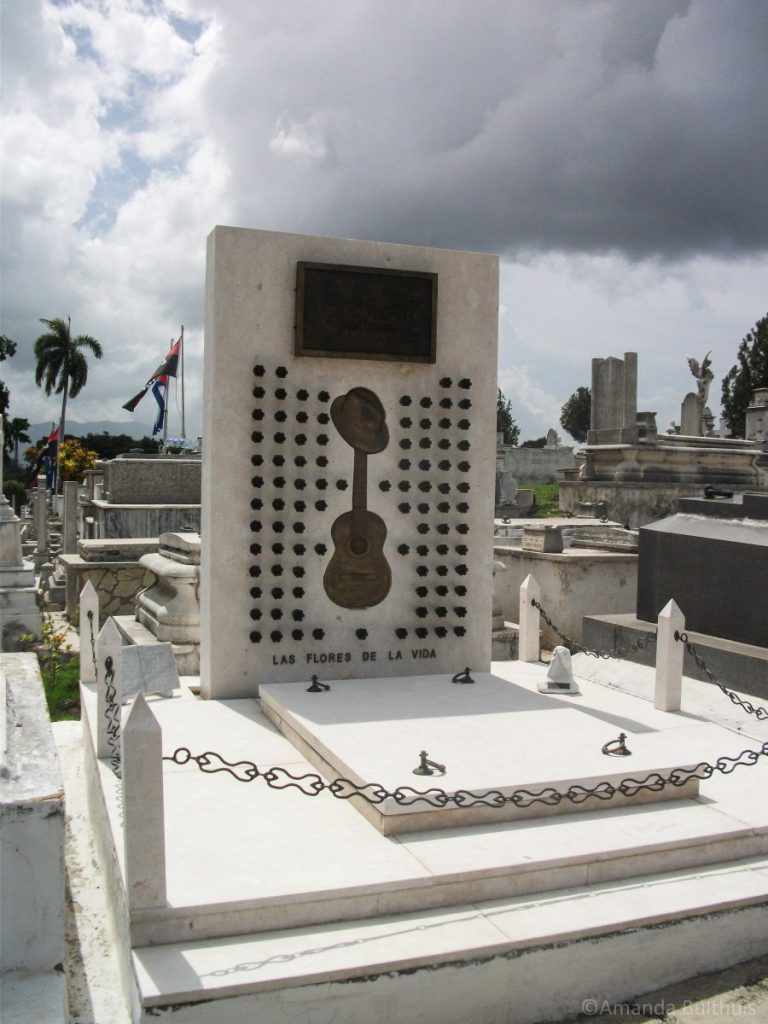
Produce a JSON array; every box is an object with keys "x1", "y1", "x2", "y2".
[
  {"x1": 531, "y1": 599, "x2": 656, "y2": 661},
  {"x1": 87, "y1": 609, "x2": 97, "y2": 669},
  {"x1": 675, "y1": 631, "x2": 768, "y2": 722},
  {"x1": 104, "y1": 656, "x2": 121, "y2": 778},
  {"x1": 163, "y1": 741, "x2": 768, "y2": 810}
]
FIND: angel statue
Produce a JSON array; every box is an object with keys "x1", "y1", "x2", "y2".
[{"x1": 686, "y1": 351, "x2": 714, "y2": 406}]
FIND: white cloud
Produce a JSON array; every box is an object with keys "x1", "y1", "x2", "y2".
[
  {"x1": 269, "y1": 114, "x2": 329, "y2": 159},
  {"x1": 1, "y1": 0, "x2": 766, "y2": 445}
]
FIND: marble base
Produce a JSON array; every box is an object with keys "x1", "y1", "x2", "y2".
[
  {"x1": 75, "y1": 657, "x2": 768, "y2": 1022},
  {"x1": 260, "y1": 669, "x2": 714, "y2": 834}
]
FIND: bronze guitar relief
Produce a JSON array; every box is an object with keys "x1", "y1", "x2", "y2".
[{"x1": 324, "y1": 387, "x2": 392, "y2": 609}]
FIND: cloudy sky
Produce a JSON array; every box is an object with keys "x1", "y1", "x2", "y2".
[{"x1": 2, "y1": 0, "x2": 767, "y2": 443}]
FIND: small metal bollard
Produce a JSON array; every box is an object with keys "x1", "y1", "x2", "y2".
[
  {"x1": 451, "y1": 667, "x2": 475, "y2": 685},
  {"x1": 602, "y1": 732, "x2": 631, "y2": 756},
  {"x1": 306, "y1": 675, "x2": 330, "y2": 693},
  {"x1": 412, "y1": 750, "x2": 446, "y2": 776}
]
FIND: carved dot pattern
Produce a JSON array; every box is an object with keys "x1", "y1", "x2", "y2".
[{"x1": 252, "y1": 371, "x2": 475, "y2": 648}]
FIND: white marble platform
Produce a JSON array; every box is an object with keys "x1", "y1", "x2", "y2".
[
  {"x1": 258, "y1": 665, "x2": 753, "y2": 832},
  {"x1": 78, "y1": 658, "x2": 768, "y2": 1020}
]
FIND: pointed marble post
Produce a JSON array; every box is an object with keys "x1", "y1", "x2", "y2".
[
  {"x1": 34, "y1": 477, "x2": 48, "y2": 567},
  {"x1": 96, "y1": 618, "x2": 122, "y2": 759},
  {"x1": 122, "y1": 693, "x2": 166, "y2": 910},
  {"x1": 518, "y1": 573, "x2": 541, "y2": 662},
  {"x1": 655, "y1": 599, "x2": 685, "y2": 712},
  {"x1": 79, "y1": 580, "x2": 99, "y2": 684}
]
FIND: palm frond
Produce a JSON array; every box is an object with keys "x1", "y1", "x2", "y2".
[{"x1": 74, "y1": 334, "x2": 103, "y2": 359}]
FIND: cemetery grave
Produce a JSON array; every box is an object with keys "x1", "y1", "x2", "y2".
[
  {"x1": 5, "y1": 228, "x2": 768, "y2": 1024},
  {"x1": 70, "y1": 229, "x2": 768, "y2": 1023}
]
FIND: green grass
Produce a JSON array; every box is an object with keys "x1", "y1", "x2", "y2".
[
  {"x1": 520, "y1": 482, "x2": 561, "y2": 517},
  {"x1": 42, "y1": 654, "x2": 81, "y2": 721}
]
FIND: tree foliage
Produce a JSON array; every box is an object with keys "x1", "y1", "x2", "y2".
[
  {"x1": 721, "y1": 314, "x2": 768, "y2": 438},
  {"x1": 81, "y1": 432, "x2": 161, "y2": 460},
  {"x1": 58, "y1": 438, "x2": 98, "y2": 481},
  {"x1": 496, "y1": 388, "x2": 520, "y2": 446},
  {"x1": 0, "y1": 334, "x2": 16, "y2": 417},
  {"x1": 521, "y1": 436, "x2": 547, "y2": 448},
  {"x1": 4, "y1": 417, "x2": 30, "y2": 466},
  {"x1": 24, "y1": 437, "x2": 98, "y2": 482},
  {"x1": 34, "y1": 318, "x2": 103, "y2": 399},
  {"x1": 0, "y1": 336, "x2": 17, "y2": 361},
  {"x1": 34, "y1": 316, "x2": 103, "y2": 493},
  {"x1": 560, "y1": 386, "x2": 591, "y2": 443}
]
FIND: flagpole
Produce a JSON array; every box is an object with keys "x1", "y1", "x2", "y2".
[{"x1": 180, "y1": 325, "x2": 186, "y2": 440}]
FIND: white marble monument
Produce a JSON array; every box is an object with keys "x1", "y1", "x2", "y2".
[{"x1": 202, "y1": 227, "x2": 498, "y2": 697}]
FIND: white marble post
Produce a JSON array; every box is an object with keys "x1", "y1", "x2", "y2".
[
  {"x1": 655, "y1": 599, "x2": 685, "y2": 712},
  {"x1": 518, "y1": 573, "x2": 541, "y2": 663},
  {"x1": 62, "y1": 480, "x2": 79, "y2": 554},
  {"x1": 96, "y1": 618, "x2": 122, "y2": 759},
  {"x1": 79, "y1": 580, "x2": 99, "y2": 684},
  {"x1": 121, "y1": 693, "x2": 166, "y2": 910}
]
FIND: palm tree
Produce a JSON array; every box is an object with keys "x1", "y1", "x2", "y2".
[
  {"x1": 34, "y1": 317, "x2": 103, "y2": 493},
  {"x1": 5, "y1": 417, "x2": 30, "y2": 468}
]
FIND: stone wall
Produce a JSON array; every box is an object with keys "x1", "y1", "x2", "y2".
[
  {"x1": 60, "y1": 556, "x2": 156, "y2": 618},
  {"x1": 493, "y1": 543, "x2": 638, "y2": 646},
  {"x1": 558, "y1": 480, "x2": 768, "y2": 529},
  {"x1": 104, "y1": 455, "x2": 201, "y2": 504},
  {"x1": 92, "y1": 502, "x2": 201, "y2": 539},
  {"x1": 499, "y1": 445, "x2": 575, "y2": 484},
  {"x1": 60, "y1": 537, "x2": 159, "y2": 618}
]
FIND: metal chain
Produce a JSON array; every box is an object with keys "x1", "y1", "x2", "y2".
[
  {"x1": 163, "y1": 740, "x2": 768, "y2": 810},
  {"x1": 87, "y1": 609, "x2": 97, "y2": 670},
  {"x1": 531, "y1": 599, "x2": 656, "y2": 661},
  {"x1": 676, "y1": 631, "x2": 768, "y2": 722},
  {"x1": 103, "y1": 656, "x2": 122, "y2": 778}
]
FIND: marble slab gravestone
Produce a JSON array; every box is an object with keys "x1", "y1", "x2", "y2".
[
  {"x1": 121, "y1": 643, "x2": 178, "y2": 701},
  {"x1": 202, "y1": 228, "x2": 498, "y2": 697}
]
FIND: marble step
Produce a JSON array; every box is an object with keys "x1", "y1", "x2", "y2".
[
  {"x1": 129, "y1": 794, "x2": 767, "y2": 946},
  {"x1": 132, "y1": 854, "x2": 768, "y2": 1022}
]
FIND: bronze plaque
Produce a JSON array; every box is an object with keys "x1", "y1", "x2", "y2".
[{"x1": 295, "y1": 262, "x2": 437, "y2": 363}]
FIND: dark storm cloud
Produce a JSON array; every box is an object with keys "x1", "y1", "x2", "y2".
[{"x1": 201, "y1": 0, "x2": 768, "y2": 260}]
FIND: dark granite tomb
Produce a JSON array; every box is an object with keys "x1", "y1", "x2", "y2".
[{"x1": 637, "y1": 492, "x2": 768, "y2": 648}]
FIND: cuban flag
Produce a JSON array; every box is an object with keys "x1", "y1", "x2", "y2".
[
  {"x1": 151, "y1": 376, "x2": 168, "y2": 435},
  {"x1": 122, "y1": 338, "x2": 180, "y2": 418}
]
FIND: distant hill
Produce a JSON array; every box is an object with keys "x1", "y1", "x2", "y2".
[{"x1": 27, "y1": 420, "x2": 156, "y2": 445}]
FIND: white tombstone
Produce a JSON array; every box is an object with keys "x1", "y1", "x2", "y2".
[
  {"x1": 121, "y1": 643, "x2": 178, "y2": 701},
  {"x1": 680, "y1": 393, "x2": 702, "y2": 436},
  {"x1": 518, "y1": 573, "x2": 541, "y2": 662},
  {"x1": 121, "y1": 693, "x2": 166, "y2": 910},
  {"x1": 202, "y1": 227, "x2": 498, "y2": 697},
  {"x1": 537, "y1": 646, "x2": 580, "y2": 694},
  {"x1": 655, "y1": 599, "x2": 685, "y2": 712},
  {"x1": 79, "y1": 580, "x2": 99, "y2": 684}
]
